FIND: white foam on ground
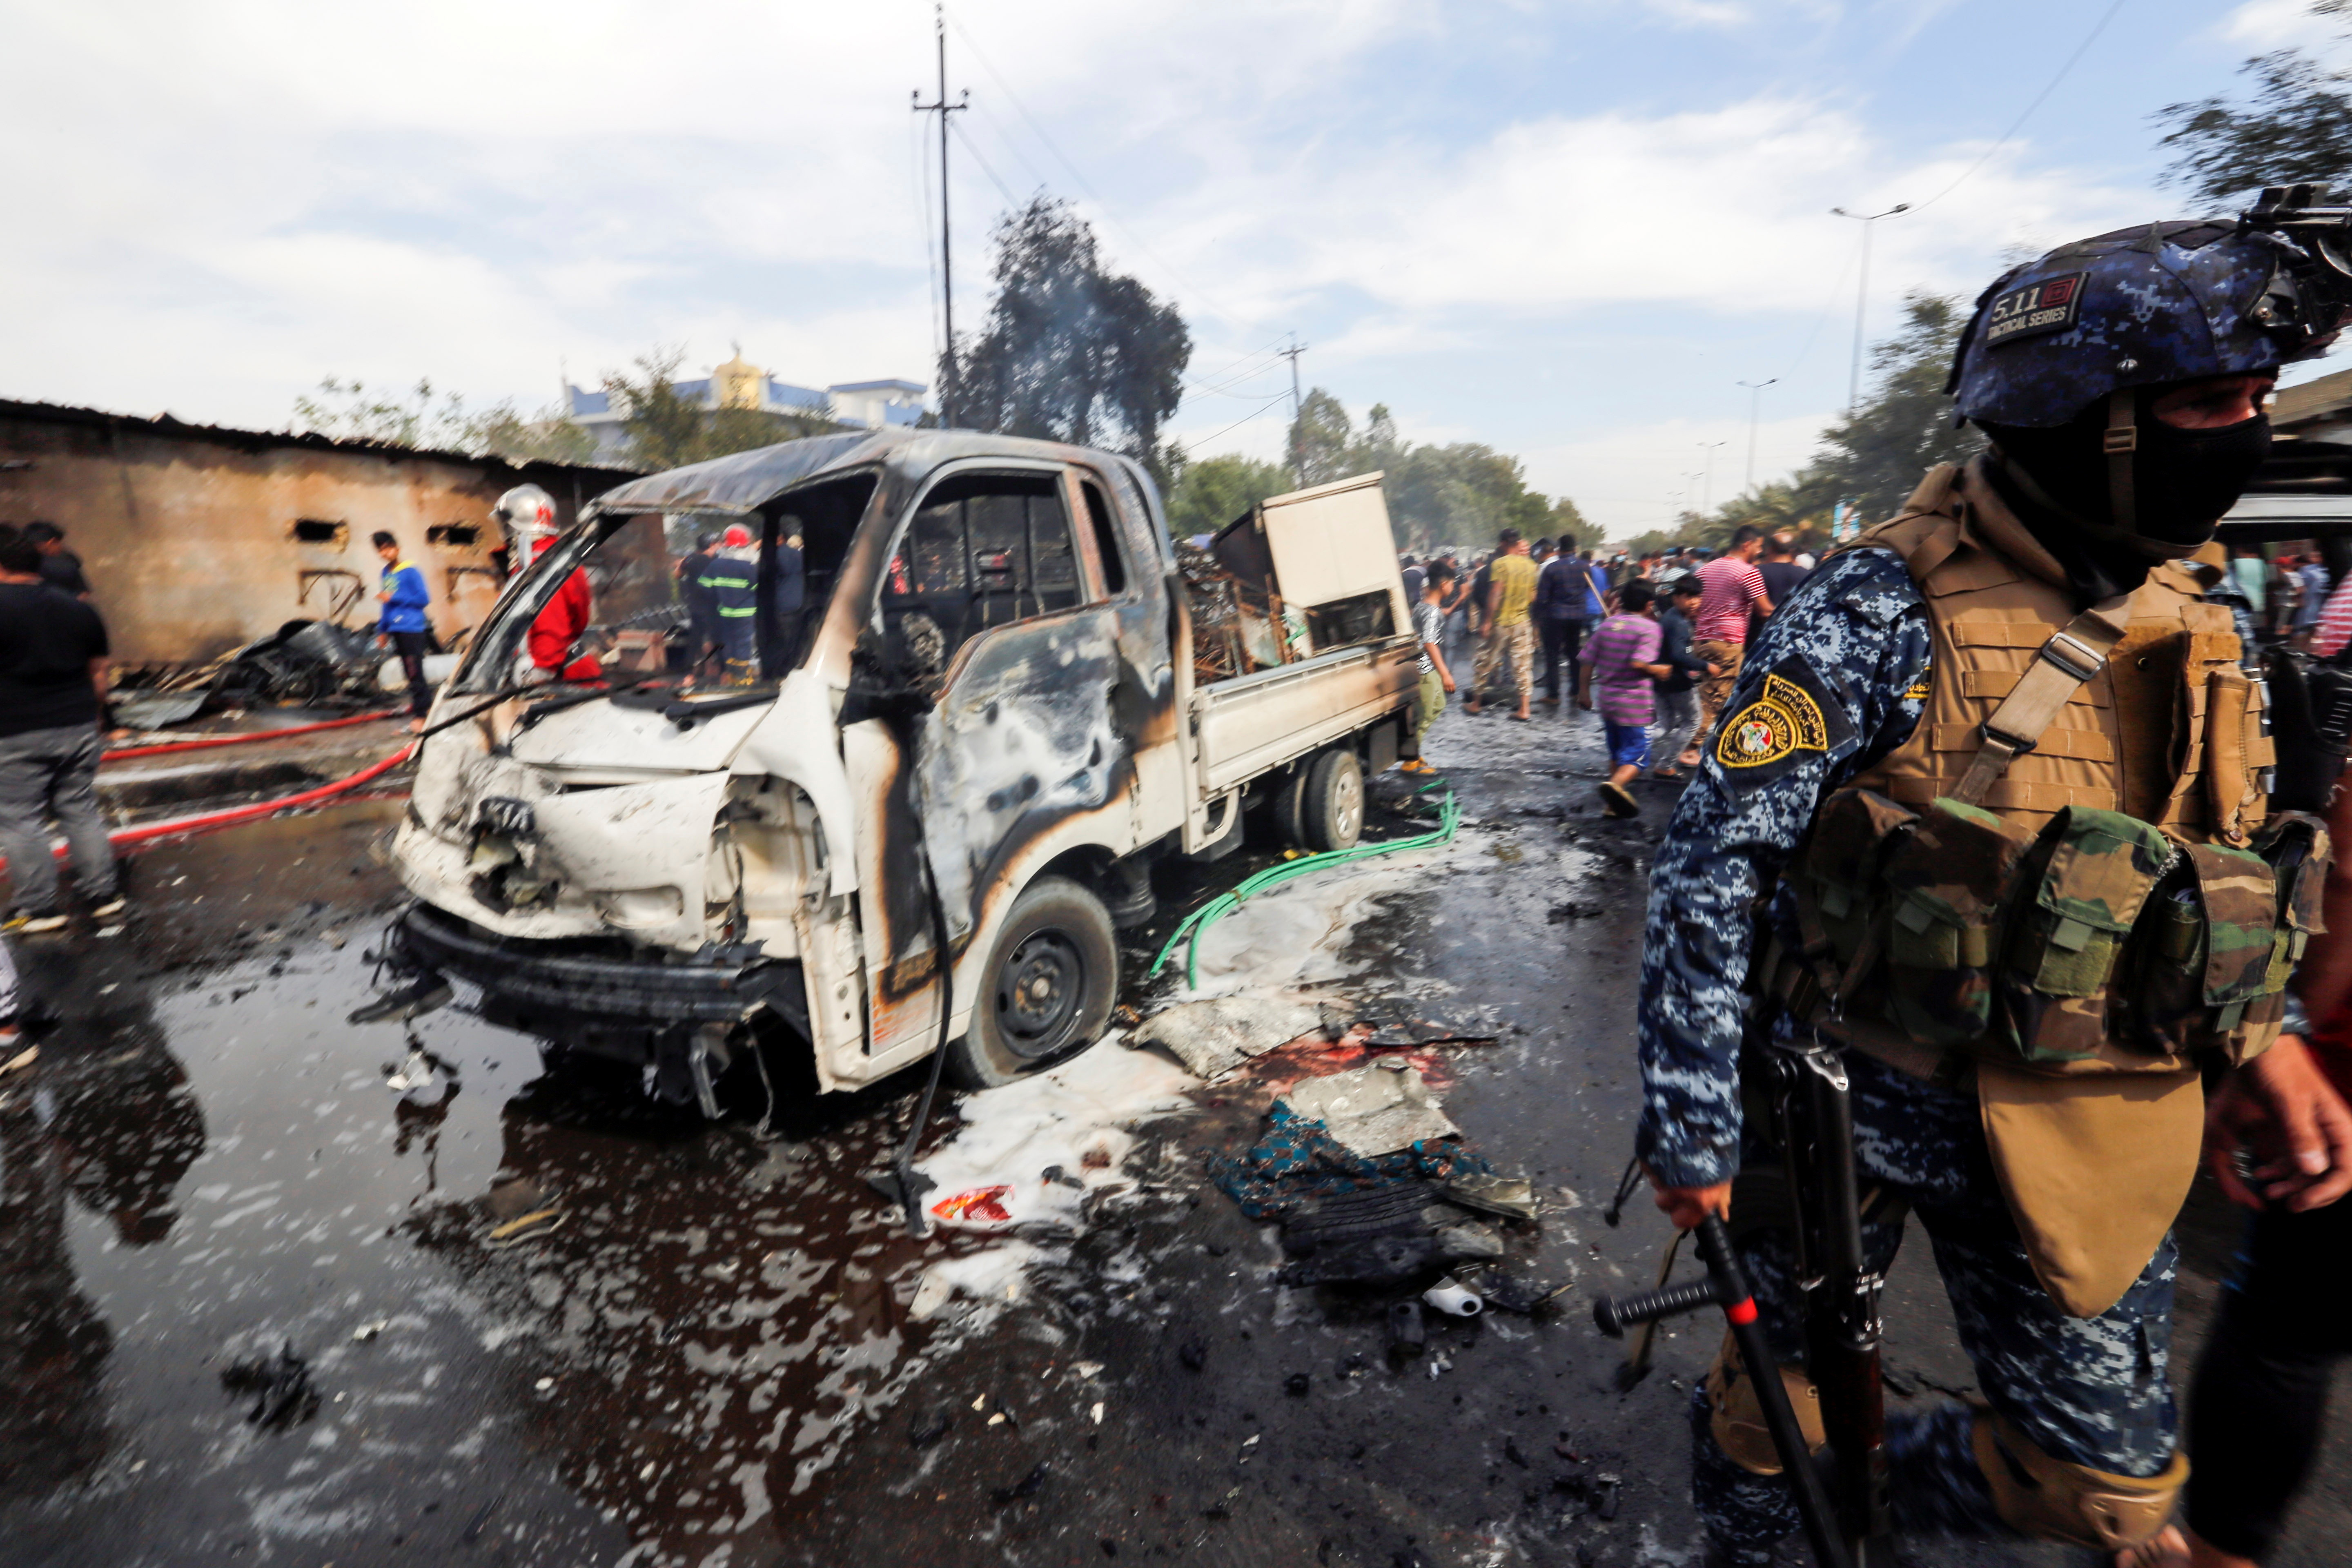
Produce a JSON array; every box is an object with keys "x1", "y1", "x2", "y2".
[
  {"x1": 913, "y1": 1033, "x2": 1198, "y2": 1232},
  {"x1": 1181, "y1": 840, "x2": 1461, "y2": 998}
]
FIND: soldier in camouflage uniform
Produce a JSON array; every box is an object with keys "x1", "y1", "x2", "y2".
[{"x1": 1638, "y1": 212, "x2": 2352, "y2": 1565}]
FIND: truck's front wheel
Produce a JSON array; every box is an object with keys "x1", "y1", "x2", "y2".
[{"x1": 947, "y1": 875, "x2": 1117, "y2": 1089}]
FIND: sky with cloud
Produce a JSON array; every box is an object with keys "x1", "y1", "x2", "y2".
[{"x1": 0, "y1": 0, "x2": 2340, "y2": 536}]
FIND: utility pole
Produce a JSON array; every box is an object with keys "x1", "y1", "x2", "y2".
[
  {"x1": 1278, "y1": 336, "x2": 1308, "y2": 483},
  {"x1": 1736, "y1": 378, "x2": 1776, "y2": 494},
  {"x1": 1697, "y1": 441, "x2": 1727, "y2": 516},
  {"x1": 1831, "y1": 203, "x2": 1909, "y2": 419},
  {"x1": 913, "y1": 4, "x2": 969, "y2": 425}
]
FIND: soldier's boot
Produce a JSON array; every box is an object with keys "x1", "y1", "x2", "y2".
[{"x1": 1971, "y1": 1407, "x2": 2187, "y2": 1554}]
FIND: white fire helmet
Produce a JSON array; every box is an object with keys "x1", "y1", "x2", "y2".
[{"x1": 491, "y1": 483, "x2": 559, "y2": 561}]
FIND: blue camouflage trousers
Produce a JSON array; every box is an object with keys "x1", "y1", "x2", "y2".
[{"x1": 1693, "y1": 1051, "x2": 2179, "y2": 1563}]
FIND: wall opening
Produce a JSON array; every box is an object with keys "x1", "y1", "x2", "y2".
[
  {"x1": 292, "y1": 519, "x2": 348, "y2": 546},
  {"x1": 428, "y1": 523, "x2": 480, "y2": 546}
]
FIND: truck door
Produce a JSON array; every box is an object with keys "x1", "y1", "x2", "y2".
[{"x1": 858, "y1": 464, "x2": 1131, "y2": 1055}]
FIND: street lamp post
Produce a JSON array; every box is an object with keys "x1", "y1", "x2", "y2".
[
  {"x1": 1736, "y1": 378, "x2": 1777, "y2": 494},
  {"x1": 1831, "y1": 203, "x2": 1911, "y2": 419},
  {"x1": 1698, "y1": 441, "x2": 1727, "y2": 516}
]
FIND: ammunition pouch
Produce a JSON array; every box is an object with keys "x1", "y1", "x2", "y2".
[{"x1": 1787, "y1": 787, "x2": 2330, "y2": 1073}]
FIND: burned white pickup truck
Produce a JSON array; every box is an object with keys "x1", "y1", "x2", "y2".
[{"x1": 382, "y1": 430, "x2": 1417, "y2": 1110}]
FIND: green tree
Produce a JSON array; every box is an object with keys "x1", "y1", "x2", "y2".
[
  {"x1": 1172, "y1": 392, "x2": 1586, "y2": 556},
  {"x1": 1804, "y1": 291, "x2": 1983, "y2": 528},
  {"x1": 1546, "y1": 495, "x2": 1592, "y2": 552},
  {"x1": 1165, "y1": 453, "x2": 1290, "y2": 538},
  {"x1": 468, "y1": 407, "x2": 599, "y2": 465},
  {"x1": 293, "y1": 376, "x2": 474, "y2": 449},
  {"x1": 293, "y1": 376, "x2": 599, "y2": 463},
  {"x1": 2156, "y1": 39, "x2": 2352, "y2": 202},
  {"x1": 600, "y1": 346, "x2": 839, "y2": 470},
  {"x1": 956, "y1": 196, "x2": 1192, "y2": 476},
  {"x1": 1288, "y1": 387, "x2": 1356, "y2": 485}
]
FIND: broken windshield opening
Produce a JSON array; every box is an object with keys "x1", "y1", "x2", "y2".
[{"x1": 451, "y1": 472, "x2": 878, "y2": 697}]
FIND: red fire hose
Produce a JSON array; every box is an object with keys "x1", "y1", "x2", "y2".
[
  {"x1": 104, "y1": 744, "x2": 418, "y2": 851},
  {"x1": 0, "y1": 744, "x2": 419, "y2": 876},
  {"x1": 102, "y1": 710, "x2": 405, "y2": 764}
]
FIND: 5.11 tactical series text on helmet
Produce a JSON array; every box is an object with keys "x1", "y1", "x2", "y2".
[{"x1": 1947, "y1": 185, "x2": 2352, "y2": 555}]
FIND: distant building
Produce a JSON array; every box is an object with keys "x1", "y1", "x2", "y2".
[
  {"x1": 0, "y1": 398, "x2": 638, "y2": 666},
  {"x1": 564, "y1": 348, "x2": 927, "y2": 461}
]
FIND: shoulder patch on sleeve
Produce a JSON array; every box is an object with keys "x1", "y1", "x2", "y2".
[{"x1": 1714, "y1": 654, "x2": 1860, "y2": 787}]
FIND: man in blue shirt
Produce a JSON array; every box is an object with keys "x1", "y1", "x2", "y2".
[{"x1": 372, "y1": 531, "x2": 433, "y2": 731}]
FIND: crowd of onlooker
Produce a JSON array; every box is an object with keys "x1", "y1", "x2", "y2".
[
  {"x1": 1403, "y1": 523, "x2": 2352, "y2": 815},
  {"x1": 1397, "y1": 525, "x2": 1818, "y2": 816},
  {"x1": 2230, "y1": 539, "x2": 2348, "y2": 655}
]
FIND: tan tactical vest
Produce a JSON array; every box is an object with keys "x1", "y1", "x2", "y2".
[
  {"x1": 1840, "y1": 462, "x2": 2271, "y2": 840},
  {"x1": 1767, "y1": 458, "x2": 2316, "y2": 1317}
]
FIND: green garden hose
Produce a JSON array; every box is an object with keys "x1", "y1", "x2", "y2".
[{"x1": 1149, "y1": 781, "x2": 1461, "y2": 990}]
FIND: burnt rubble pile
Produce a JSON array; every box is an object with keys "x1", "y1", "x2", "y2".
[{"x1": 1176, "y1": 540, "x2": 1292, "y2": 685}]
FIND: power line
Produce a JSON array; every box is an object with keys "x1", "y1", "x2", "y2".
[
  {"x1": 940, "y1": 5, "x2": 1254, "y2": 331},
  {"x1": 1182, "y1": 390, "x2": 1294, "y2": 451},
  {"x1": 1906, "y1": 0, "x2": 2129, "y2": 214},
  {"x1": 1183, "y1": 348, "x2": 1291, "y2": 399},
  {"x1": 948, "y1": 114, "x2": 1026, "y2": 212}
]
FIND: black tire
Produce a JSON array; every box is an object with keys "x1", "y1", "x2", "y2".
[
  {"x1": 946, "y1": 875, "x2": 1118, "y2": 1089},
  {"x1": 1267, "y1": 766, "x2": 1310, "y2": 849},
  {"x1": 1302, "y1": 747, "x2": 1365, "y2": 852}
]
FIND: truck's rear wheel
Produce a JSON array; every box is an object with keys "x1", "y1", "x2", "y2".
[
  {"x1": 1302, "y1": 747, "x2": 1364, "y2": 852},
  {"x1": 947, "y1": 875, "x2": 1117, "y2": 1089}
]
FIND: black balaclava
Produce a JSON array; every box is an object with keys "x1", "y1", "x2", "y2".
[{"x1": 1979, "y1": 389, "x2": 2271, "y2": 601}]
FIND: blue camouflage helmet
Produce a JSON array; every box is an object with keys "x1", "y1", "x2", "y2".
[{"x1": 1949, "y1": 187, "x2": 2352, "y2": 428}]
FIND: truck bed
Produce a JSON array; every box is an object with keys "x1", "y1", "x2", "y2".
[{"x1": 1192, "y1": 635, "x2": 1419, "y2": 795}]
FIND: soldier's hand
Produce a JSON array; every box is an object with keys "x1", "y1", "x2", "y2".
[
  {"x1": 1645, "y1": 1166, "x2": 1732, "y2": 1230},
  {"x1": 2208, "y1": 1036, "x2": 2352, "y2": 1211}
]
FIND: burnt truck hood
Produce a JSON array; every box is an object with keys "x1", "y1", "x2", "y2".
[{"x1": 504, "y1": 694, "x2": 773, "y2": 774}]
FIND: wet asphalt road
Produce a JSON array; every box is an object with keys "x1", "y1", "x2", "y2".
[{"x1": 3, "y1": 699, "x2": 2350, "y2": 1567}]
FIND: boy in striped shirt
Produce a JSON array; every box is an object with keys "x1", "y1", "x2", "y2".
[{"x1": 1575, "y1": 577, "x2": 1672, "y2": 818}]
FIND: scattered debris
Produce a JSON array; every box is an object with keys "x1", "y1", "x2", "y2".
[
  {"x1": 1476, "y1": 1273, "x2": 1570, "y2": 1315},
  {"x1": 989, "y1": 1462, "x2": 1048, "y2": 1508},
  {"x1": 1386, "y1": 1300, "x2": 1426, "y2": 1356},
  {"x1": 487, "y1": 1207, "x2": 564, "y2": 1244},
  {"x1": 382, "y1": 1047, "x2": 437, "y2": 1095},
  {"x1": 1129, "y1": 997, "x2": 1323, "y2": 1079},
  {"x1": 0, "y1": 1045, "x2": 36, "y2": 1077},
  {"x1": 1421, "y1": 1276, "x2": 1483, "y2": 1317},
  {"x1": 930, "y1": 1185, "x2": 1014, "y2": 1228},
  {"x1": 1281, "y1": 1062, "x2": 1458, "y2": 1158},
  {"x1": 1439, "y1": 1174, "x2": 1538, "y2": 1222},
  {"x1": 460, "y1": 1494, "x2": 503, "y2": 1545},
  {"x1": 909, "y1": 1406, "x2": 953, "y2": 1448},
  {"x1": 1210, "y1": 1104, "x2": 1492, "y2": 1222},
  {"x1": 1285, "y1": 1372, "x2": 1311, "y2": 1396},
  {"x1": 348, "y1": 977, "x2": 451, "y2": 1026},
  {"x1": 1178, "y1": 1337, "x2": 1209, "y2": 1372},
  {"x1": 1089, "y1": 1401, "x2": 1105, "y2": 1425},
  {"x1": 218, "y1": 1344, "x2": 318, "y2": 1429},
  {"x1": 349, "y1": 1319, "x2": 390, "y2": 1343}
]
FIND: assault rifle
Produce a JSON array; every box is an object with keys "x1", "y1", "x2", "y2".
[{"x1": 1594, "y1": 1033, "x2": 1891, "y2": 1568}]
